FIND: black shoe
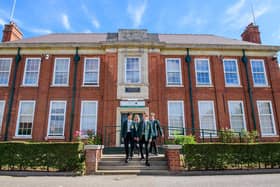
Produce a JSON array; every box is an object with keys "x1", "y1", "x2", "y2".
[
  {"x1": 125, "y1": 159, "x2": 128, "y2": 163},
  {"x1": 145, "y1": 162, "x2": 150, "y2": 166},
  {"x1": 140, "y1": 157, "x2": 145, "y2": 161}
]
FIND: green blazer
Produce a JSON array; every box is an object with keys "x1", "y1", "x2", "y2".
[
  {"x1": 137, "y1": 120, "x2": 152, "y2": 142},
  {"x1": 150, "y1": 119, "x2": 163, "y2": 137},
  {"x1": 121, "y1": 120, "x2": 137, "y2": 138}
]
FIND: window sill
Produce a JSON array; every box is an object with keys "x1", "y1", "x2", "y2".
[
  {"x1": 50, "y1": 85, "x2": 69, "y2": 87},
  {"x1": 13, "y1": 136, "x2": 32, "y2": 139},
  {"x1": 253, "y1": 85, "x2": 270, "y2": 88},
  {"x1": 0, "y1": 85, "x2": 9, "y2": 87},
  {"x1": 196, "y1": 84, "x2": 214, "y2": 88},
  {"x1": 225, "y1": 85, "x2": 242, "y2": 88},
  {"x1": 45, "y1": 136, "x2": 65, "y2": 140},
  {"x1": 261, "y1": 134, "x2": 279, "y2": 138},
  {"x1": 81, "y1": 85, "x2": 100, "y2": 87},
  {"x1": 21, "y1": 85, "x2": 39, "y2": 87},
  {"x1": 166, "y1": 85, "x2": 184, "y2": 87}
]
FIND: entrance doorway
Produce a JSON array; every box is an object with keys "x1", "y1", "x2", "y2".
[
  {"x1": 120, "y1": 113, "x2": 143, "y2": 144},
  {"x1": 116, "y1": 107, "x2": 149, "y2": 146}
]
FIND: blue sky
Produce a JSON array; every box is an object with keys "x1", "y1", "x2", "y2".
[{"x1": 0, "y1": 0, "x2": 279, "y2": 56}]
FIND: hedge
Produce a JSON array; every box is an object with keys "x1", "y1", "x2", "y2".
[
  {"x1": 0, "y1": 142, "x2": 85, "y2": 173},
  {"x1": 183, "y1": 143, "x2": 280, "y2": 170}
]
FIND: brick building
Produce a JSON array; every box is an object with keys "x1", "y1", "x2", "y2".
[{"x1": 0, "y1": 22, "x2": 279, "y2": 145}]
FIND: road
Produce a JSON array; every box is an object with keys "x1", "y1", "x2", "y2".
[{"x1": 1, "y1": 174, "x2": 280, "y2": 187}]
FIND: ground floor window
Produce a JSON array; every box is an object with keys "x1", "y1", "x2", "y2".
[
  {"x1": 0, "y1": 100, "x2": 5, "y2": 133},
  {"x1": 257, "y1": 101, "x2": 276, "y2": 136},
  {"x1": 167, "y1": 100, "x2": 185, "y2": 136},
  {"x1": 228, "y1": 101, "x2": 246, "y2": 132},
  {"x1": 80, "y1": 101, "x2": 98, "y2": 136},
  {"x1": 16, "y1": 101, "x2": 36, "y2": 136},
  {"x1": 47, "y1": 101, "x2": 67, "y2": 136},
  {"x1": 198, "y1": 101, "x2": 217, "y2": 136}
]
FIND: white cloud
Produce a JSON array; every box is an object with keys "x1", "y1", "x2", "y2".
[
  {"x1": 224, "y1": 0, "x2": 271, "y2": 29},
  {"x1": 127, "y1": 0, "x2": 147, "y2": 27},
  {"x1": 0, "y1": 18, "x2": 5, "y2": 26},
  {"x1": 29, "y1": 28, "x2": 52, "y2": 35},
  {"x1": 91, "y1": 17, "x2": 100, "y2": 29},
  {"x1": 61, "y1": 13, "x2": 71, "y2": 30}
]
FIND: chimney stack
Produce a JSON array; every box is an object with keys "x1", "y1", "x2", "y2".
[
  {"x1": 2, "y1": 21, "x2": 23, "y2": 42},
  {"x1": 241, "y1": 23, "x2": 261, "y2": 44}
]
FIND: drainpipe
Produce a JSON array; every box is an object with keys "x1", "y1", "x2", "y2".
[
  {"x1": 242, "y1": 49, "x2": 257, "y2": 130},
  {"x1": 185, "y1": 48, "x2": 195, "y2": 135},
  {"x1": 69, "y1": 47, "x2": 80, "y2": 141},
  {"x1": 4, "y1": 48, "x2": 21, "y2": 141}
]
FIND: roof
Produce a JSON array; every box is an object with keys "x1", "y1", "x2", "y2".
[{"x1": 1, "y1": 29, "x2": 279, "y2": 51}]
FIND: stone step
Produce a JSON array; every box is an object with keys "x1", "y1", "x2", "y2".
[
  {"x1": 101, "y1": 154, "x2": 166, "y2": 162},
  {"x1": 98, "y1": 165, "x2": 168, "y2": 170},
  {"x1": 95, "y1": 169, "x2": 170, "y2": 175},
  {"x1": 99, "y1": 160, "x2": 167, "y2": 166}
]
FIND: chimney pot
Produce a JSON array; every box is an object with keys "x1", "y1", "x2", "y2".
[{"x1": 241, "y1": 23, "x2": 261, "y2": 44}]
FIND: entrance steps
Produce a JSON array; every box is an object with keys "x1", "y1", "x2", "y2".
[{"x1": 96, "y1": 154, "x2": 169, "y2": 175}]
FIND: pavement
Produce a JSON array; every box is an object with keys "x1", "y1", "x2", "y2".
[{"x1": 1, "y1": 174, "x2": 280, "y2": 187}]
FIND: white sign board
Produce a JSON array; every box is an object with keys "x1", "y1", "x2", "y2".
[{"x1": 120, "y1": 100, "x2": 145, "y2": 107}]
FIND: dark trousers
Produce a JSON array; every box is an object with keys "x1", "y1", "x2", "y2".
[
  {"x1": 124, "y1": 132, "x2": 134, "y2": 159},
  {"x1": 149, "y1": 136, "x2": 158, "y2": 154},
  {"x1": 139, "y1": 135, "x2": 149, "y2": 162}
]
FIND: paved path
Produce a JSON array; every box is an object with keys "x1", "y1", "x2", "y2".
[{"x1": 1, "y1": 174, "x2": 280, "y2": 187}]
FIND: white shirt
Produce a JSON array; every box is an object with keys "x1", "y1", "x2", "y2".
[{"x1": 127, "y1": 120, "x2": 132, "y2": 132}]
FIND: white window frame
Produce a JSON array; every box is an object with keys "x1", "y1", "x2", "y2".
[
  {"x1": 165, "y1": 58, "x2": 183, "y2": 86},
  {"x1": 223, "y1": 59, "x2": 241, "y2": 87},
  {"x1": 198, "y1": 100, "x2": 217, "y2": 136},
  {"x1": 83, "y1": 57, "x2": 100, "y2": 86},
  {"x1": 0, "y1": 58, "x2": 12, "y2": 86},
  {"x1": 228, "y1": 101, "x2": 246, "y2": 132},
  {"x1": 167, "y1": 100, "x2": 185, "y2": 136},
  {"x1": 15, "y1": 100, "x2": 36, "y2": 137},
  {"x1": 250, "y1": 59, "x2": 268, "y2": 87},
  {"x1": 22, "y1": 58, "x2": 41, "y2": 86},
  {"x1": 124, "y1": 57, "x2": 141, "y2": 84},
  {"x1": 257, "y1": 100, "x2": 276, "y2": 136},
  {"x1": 80, "y1": 100, "x2": 98, "y2": 137},
  {"x1": 0, "y1": 100, "x2": 5, "y2": 133},
  {"x1": 52, "y1": 58, "x2": 70, "y2": 86},
  {"x1": 47, "y1": 100, "x2": 67, "y2": 137},
  {"x1": 195, "y1": 58, "x2": 212, "y2": 86}
]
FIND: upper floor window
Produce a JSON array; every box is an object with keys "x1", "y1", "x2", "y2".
[
  {"x1": 195, "y1": 59, "x2": 212, "y2": 86},
  {"x1": 15, "y1": 100, "x2": 36, "y2": 136},
  {"x1": 228, "y1": 101, "x2": 246, "y2": 132},
  {"x1": 251, "y1": 60, "x2": 268, "y2": 86},
  {"x1": 125, "y1": 57, "x2": 140, "y2": 83},
  {"x1": 0, "y1": 58, "x2": 12, "y2": 86},
  {"x1": 83, "y1": 58, "x2": 100, "y2": 86},
  {"x1": 0, "y1": 101, "x2": 5, "y2": 133},
  {"x1": 257, "y1": 101, "x2": 276, "y2": 136},
  {"x1": 165, "y1": 58, "x2": 182, "y2": 86},
  {"x1": 52, "y1": 58, "x2": 70, "y2": 86},
  {"x1": 23, "y1": 58, "x2": 41, "y2": 86},
  {"x1": 223, "y1": 59, "x2": 240, "y2": 86}
]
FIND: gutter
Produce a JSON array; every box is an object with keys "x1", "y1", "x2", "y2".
[
  {"x1": 185, "y1": 48, "x2": 195, "y2": 135},
  {"x1": 69, "y1": 47, "x2": 80, "y2": 141},
  {"x1": 242, "y1": 49, "x2": 257, "y2": 130},
  {"x1": 4, "y1": 48, "x2": 21, "y2": 141}
]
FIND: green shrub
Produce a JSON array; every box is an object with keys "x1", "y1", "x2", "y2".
[
  {"x1": 174, "y1": 135, "x2": 196, "y2": 145},
  {"x1": 183, "y1": 143, "x2": 280, "y2": 170},
  {"x1": 0, "y1": 142, "x2": 85, "y2": 173},
  {"x1": 218, "y1": 128, "x2": 239, "y2": 143},
  {"x1": 240, "y1": 129, "x2": 258, "y2": 143}
]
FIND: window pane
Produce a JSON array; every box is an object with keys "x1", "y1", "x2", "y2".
[
  {"x1": 84, "y1": 58, "x2": 99, "y2": 85},
  {"x1": 0, "y1": 59, "x2": 11, "y2": 85},
  {"x1": 48, "y1": 102, "x2": 66, "y2": 136},
  {"x1": 251, "y1": 60, "x2": 267, "y2": 85},
  {"x1": 17, "y1": 101, "x2": 35, "y2": 136},
  {"x1": 54, "y1": 72, "x2": 68, "y2": 84},
  {"x1": 224, "y1": 60, "x2": 239, "y2": 85},
  {"x1": 199, "y1": 102, "x2": 216, "y2": 136},
  {"x1": 0, "y1": 101, "x2": 4, "y2": 132},
  {"x1": 54, "y1": 59, "x2": 69, "y2": 85},
  {"x1": 196, "y1": 59, "x2": 211, "y2": 85},
  {"x1": 196, "y1": 60, "x2": 209, "y2": 71},
  {"x1": 166, "y1": 59, "x2": 181, "y2": 85},
  {"x1": 81, "y1": 101, "x2": 97, "y2": 136},
  {"x1": 229, "y1": 102, "x2": 245, "y2": 132},
  {"x1": 126, "y1": 58, "x2": 140, "y2": 83},
  {"x1": 257, "y1": 101, "x2": 275, "y2": 135},
  {"x1": 168, "y1": 102, "x2": 184, "y2": 135}
]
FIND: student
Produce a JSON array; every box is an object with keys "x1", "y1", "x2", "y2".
[
  {"x1": 121, "y1": 112, "x2": 136, "y2": 163},
  {"x1": 138, "y1": 113, "x2": 152, "y2": 166},
  {"x1": 149, "y1": 112, "x2": 164, "y2": 155},
  {"x1": 133, "y1": 114, "x2": 141, "y2": 156}
]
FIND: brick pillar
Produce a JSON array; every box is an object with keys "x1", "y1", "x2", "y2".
[
  {"x1": 84, "y1": 145, "x2": 104, "y2": 175},
  {"x1": 164, "y1": 145, "x2": 183, "y2": 171}
]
